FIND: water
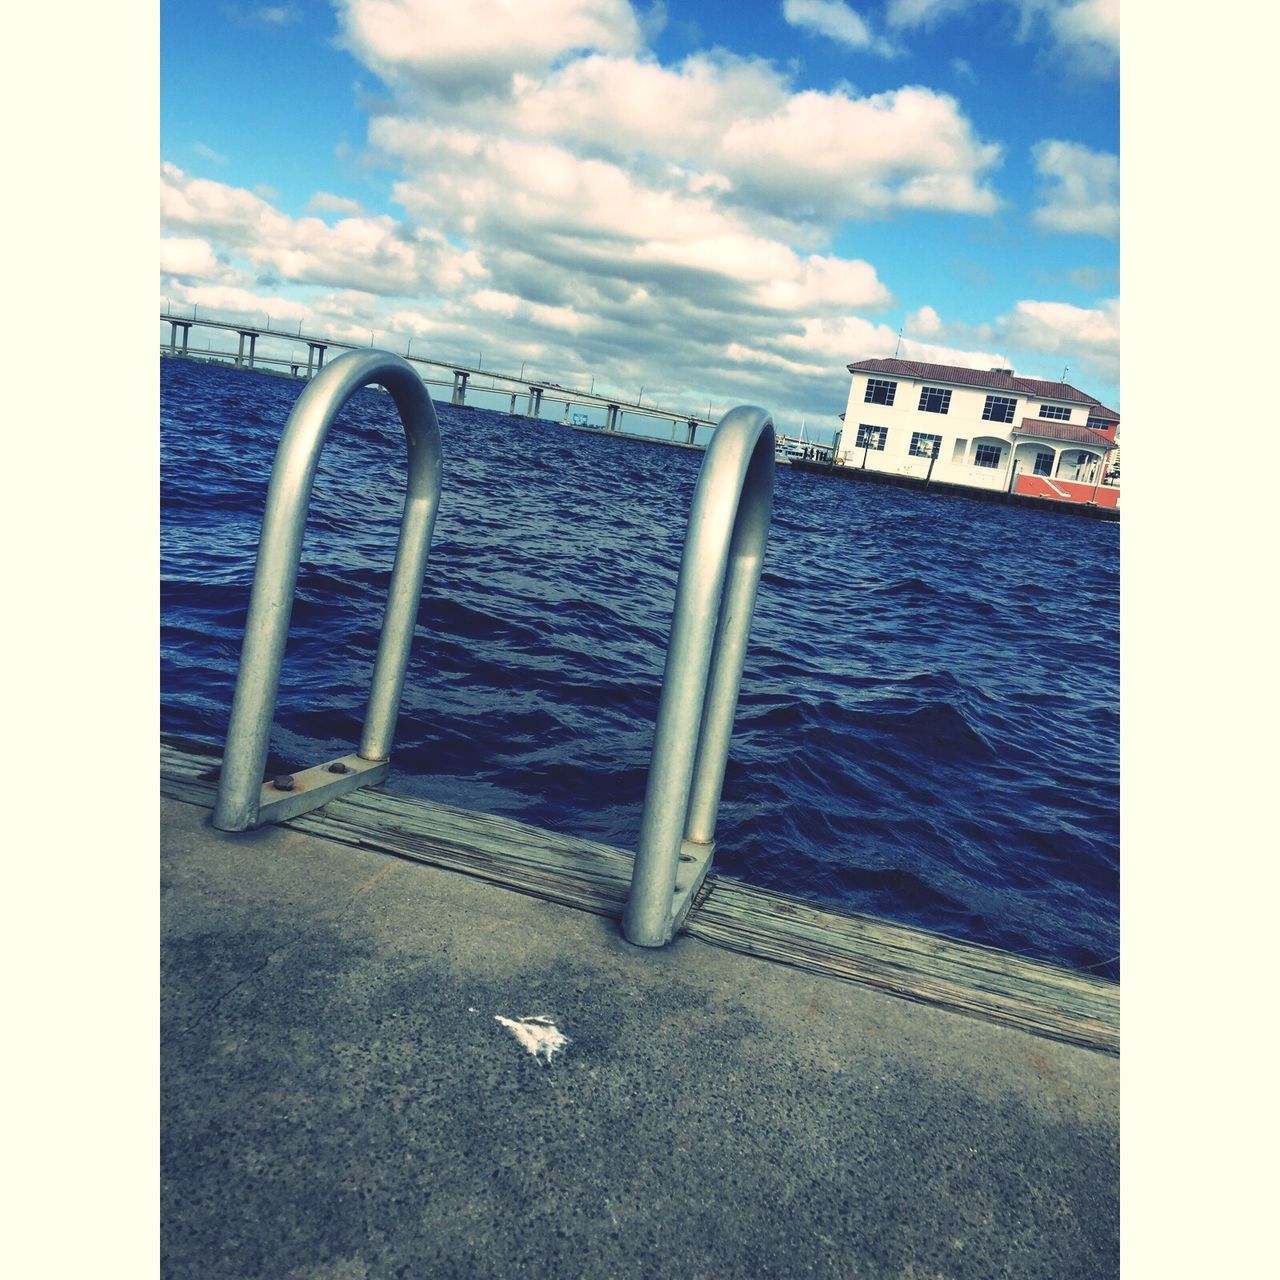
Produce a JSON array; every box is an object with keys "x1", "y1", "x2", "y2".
[{"x1": 161, "y1": 358, "x2": 1120, "y2": 979}]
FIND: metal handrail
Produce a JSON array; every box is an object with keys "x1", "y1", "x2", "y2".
[
  {"x1": 212, "y1": 350, "x2": 443, "y2": 832},
  {"x1": 623, "y1": 405, "x2": 775, "y2": 946}
]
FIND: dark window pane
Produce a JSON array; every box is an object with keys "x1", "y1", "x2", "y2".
[{"x1": 917, "y1": 387, "x2": 951, "y2": 414}]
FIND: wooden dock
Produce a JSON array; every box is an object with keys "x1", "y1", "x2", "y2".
[{"x1": 161, "y1": 740, "x2": 1118, "y2": 1054}]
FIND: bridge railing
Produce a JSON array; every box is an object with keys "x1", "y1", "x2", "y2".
[{"x1": 160, "y1": 312, "x2": 718, "y2": 428}]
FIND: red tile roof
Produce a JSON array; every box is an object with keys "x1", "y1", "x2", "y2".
[
  {"x1": 1011, "y1": 419, "x2": 1115, "y2": 447},
  {"x1": 848, "y1": 357, "x2": 1119, "y2": 421}
]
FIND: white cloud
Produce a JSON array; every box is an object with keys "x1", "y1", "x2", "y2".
[
  {"x1": 782, "y1": 0, "x2": 899, "y2": 57},
  {"x1": 472, "y1": 288, "x2": 589, "y2": 334},
  {"x1": 755, "y1": 255, "x2": 891, "y2": 311},
  {"x1": 902, "y1": 336, "x2": 1011, "y2": 369},
  {"x1": 776, "y1": 314, "x2": 897, "y2": 361},
  {"x1": 997, "y1": 296, "x2": 1119, "y2": 388},
  {"x1": 357, "y1": 28, "x2": 1002, "y2": 221},
  {"x1": 372, "y1": 122, "x2": 895, "y2": 317},
  {"x1": 905, "y1": 304, "x2": 944, "y2": 338},
  {"x1": 161, "y1": 162, "x2": 291, "y2": 245},
  {"x1": 334, "y1": 0, "x2": 643, "y2": 96},
  {"x1": 166, "y1": 281, "x2": 294, "y2": 320},
  {"x1": 1001, "y1": 296, "x2": 1118, "y2": 350},
  {"x1": 888, "y1": 0, "x2": 1118, "y2": 66},
  {"x1": 307, "y1": 192, "x2": 365, "y2": 216},
  {"x1": 1031, "y1": 139, "x2": 1118, "y2": 236},
  {"x1": 718, "y1": 85, "x2": 1002, "y2": 219},
  {"x1": 161, "y1": 162, "x2": 487, "y2": 296},
  {"x1": 159, "y1": 236, "x2": 224, "y2": 280},
  {"x1": 1047, "y1": 0, "x2": 1118, "y2": 51},
  {"x1": 158, "y1": 155, "x2": 897, "y2": 415},
  {"x1": 506, "y1": 52, "x2": 789, "y2": 166},
  {"x1": 725, "y1": 340, "x2": 831, "y2": 378}
]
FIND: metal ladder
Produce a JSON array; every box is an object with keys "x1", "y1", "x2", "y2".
[
  {"x1": 211, "y1": 353, "x2": 776, "y2": 953},
  {"x1": 212, "y1": 350, "x2": 442, "y2": 831},
  {"x1": 622, "y1": 405, "x2": 775, "y2": 945}
]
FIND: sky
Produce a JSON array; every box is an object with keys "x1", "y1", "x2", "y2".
[{"x1": 160, "y1": 0, "x2": 1119, "y2": 435}]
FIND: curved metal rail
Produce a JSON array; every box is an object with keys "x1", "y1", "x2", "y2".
[
  {"x1": 623, "y1": 405, "x2": 776, "y2": 946},
  {"x1": 212, "y1": 350, "x2": 443, "y2": 831}
]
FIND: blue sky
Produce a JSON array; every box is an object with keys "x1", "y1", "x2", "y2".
[{"x1": 160, "y1": 1, "x2": 1119, "y2": 432}]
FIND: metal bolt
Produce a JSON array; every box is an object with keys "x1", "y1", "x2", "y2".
[
  {"x1": 271, "y1": 774, "x2": 295, "y2": 791},
  {"x1": 327, "y1": 762, "x2": 353, "y2": 775}
]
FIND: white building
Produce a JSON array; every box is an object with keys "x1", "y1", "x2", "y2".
[{"x1": 838, "y1": 359, "x2": 1119, "y2": 497}]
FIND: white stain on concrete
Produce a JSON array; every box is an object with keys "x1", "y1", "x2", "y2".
[{"x1": 495, "y1": 1014, "x2": 570, "y2": 1064}]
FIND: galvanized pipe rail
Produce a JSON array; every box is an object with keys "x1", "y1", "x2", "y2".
[
  {"x1": 212, "y1": 350, "x2": 443, "y2": 832},
  {"x1": 211, "y1": 359, "x2": 774, "y2": 943},
  {"x1": 623, "y1": 405, "x2": 775, "y2": 947}
]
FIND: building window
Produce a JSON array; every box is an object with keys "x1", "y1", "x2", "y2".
[
  {"x1": 855, "y1": 423, "x2": 887, "y2": 450},
  {"x1": 864, "y1": 378, "x2": 897, "y2": 406},
  {"x1": 909, "y1": 431, "x2": 942, "y2": 458},
  {"x1": 1033, "y1": 451, "x2": 1053, "y2": 476},
  {"x1": 973, "y1": 443, "x2": 1003, "y2": 468},
  {"x1": 1086, "y1": 417, "x2": 1111, "y2": 432},
  {"x1": 1039, "y1": 404, "x2": 1071, "y2": 421},
  {"x1": 917, "y1": 386, "x2": 952, "y2": 414},
  {"x1": 982, "y1": 395, "x2": 1017, "y2": 424}
]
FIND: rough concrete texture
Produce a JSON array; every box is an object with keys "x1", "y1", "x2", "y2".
[{"x1": 161, "y1": 796, "x2": 1118, "y2": 1279}]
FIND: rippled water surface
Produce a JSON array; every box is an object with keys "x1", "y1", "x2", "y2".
[{"x1": 161, "y1": 358, "x2": 1119, "y2": 977}]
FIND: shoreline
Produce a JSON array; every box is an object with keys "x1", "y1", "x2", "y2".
[{"x1": 790, "y1": 457, "x2": 1122, "y2": 520}]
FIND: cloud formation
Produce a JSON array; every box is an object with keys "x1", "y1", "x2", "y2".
[
  {"x1": 159, "y1": 236, "x2": 224, "y2": 281},
  {"x1": 307, "y1": 192, "x2": 366, "y2": 216},
  {"x1": 1048, "y1": 0, "x2": 1119, "y2": 54},
  {"x1": 161, "y1": 0, "x2": 1119, "y2": 422},
  {"x1": 782, "y1": 0, "x2": 899, "y2": 57},
  {"x1": 887, "y1": 0, "x2": 1118, "y2": 66},
  {"x1": 999, "y1": 296, "x2": 1119, "y2": 384},
  {"x1": 161, "y1": 162, "x2": 487, "y2": 296},
  {"x1": 1031, "y1": 139, "x2": 1119, "y2": 236},
  {"x1": 335, "y1": 0, "x2": 643, "y2": 95}
]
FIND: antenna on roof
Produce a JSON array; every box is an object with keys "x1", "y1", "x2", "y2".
[
  {"x1": 1061, "y1": 365, "x2": 1069, "y2": 384},
  {"x1": 894, "y1": 326, "x2": 903, "y2": 358}
]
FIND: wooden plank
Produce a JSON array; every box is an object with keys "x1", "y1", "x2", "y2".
[
  {"x1": 685, "y1": 883, "x2": 1117, "y2": 1053},
  {"x1": 160, "y1": 741, "x2": 1117, "y2": 1054}
]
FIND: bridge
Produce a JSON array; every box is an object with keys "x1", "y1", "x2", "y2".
[{"x1": 160, "y1": 311, "x2": 718, "y2": 441}]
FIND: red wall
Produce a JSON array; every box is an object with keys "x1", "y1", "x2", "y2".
[{"x1": 1014, "y1": 475, "x2": 1120, "y2": 508}]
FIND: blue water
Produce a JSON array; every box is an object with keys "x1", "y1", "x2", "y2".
[{"x1": 161, "y1": 358, "x2": 1119, "y2": 979}]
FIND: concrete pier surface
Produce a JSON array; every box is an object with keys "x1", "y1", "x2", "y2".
[{"x1": 162, "y1": 794, "x2": 1118, "y2": 1279}]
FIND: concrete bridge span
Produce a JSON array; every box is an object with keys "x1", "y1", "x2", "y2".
[{"x1": 161, "y1": 311, "x2": 718, "y2": 435}]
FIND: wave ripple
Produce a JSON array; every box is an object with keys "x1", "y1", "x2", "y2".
[{"x1": 161, "y1": 360, "x2": 1119, "y2": 978}]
